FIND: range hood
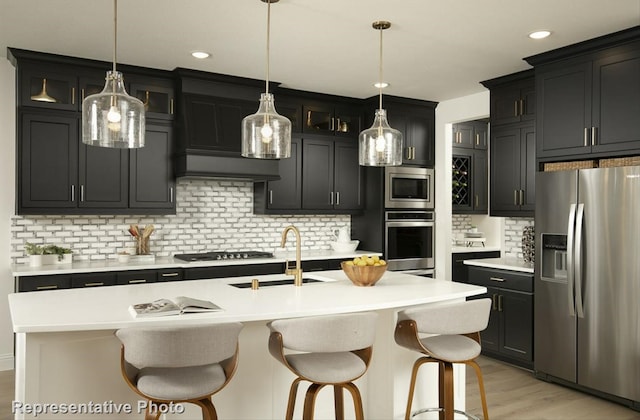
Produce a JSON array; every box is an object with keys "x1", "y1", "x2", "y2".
[{"x1": 174, "y1": 152, "x2": 281, "y2": 181}]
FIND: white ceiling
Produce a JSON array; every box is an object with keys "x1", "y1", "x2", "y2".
[{"x1": 1, "y1": 0, "x2": 639, "y2": 102}]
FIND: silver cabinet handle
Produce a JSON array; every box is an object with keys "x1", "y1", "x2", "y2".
[
  {"x1": 489, "y1": 277, "x2": 505, "y2": 282},
  {"x1": 71, "y1": 185, "x2": 75, "y2": 202},
  {"x1": 37, "y1": 285, "x2": 58, "y2": 290},
  {"x1": 591, "y1": 126, "x2": 597, "y2": 146},
  {"x1": 170, "y1": 187, "x2": 174, "y2": 203},
  {"x1": 80, "y1": 185, "x2": 85, "y2": 202},
  {"x1": 584, "y1": 127, "x2": 589, "y2": 147},
  {"x1": 519, "y1": 99, "x2": 524, "y2": 116},
  {"x1": 84, "y1": 282, "x2": 104, "y2": 287},
  {"x1": 329, "y1": 192, "x2": 334, "y2": 205},
  {"x1": 514, "y1": 101, "x2": 519, "y2": 117},
  {"x1": 514, "y1": 190, "x2": 519, "y2": 206},
  {"x1": 336, "y1": 191, "x2": 340, "y2": 206},
  {"x1": 170, "y1": 98, "x2": 174, "y2": 115},
  {"x1": 71, "y1": 87, "x2": 75, "y2": 105},
  {"x1": 492, "y1": 294, "x2": 498, "y2": 311},
  {"x1": 330, "y1": 117, "x2": 335, "y2": 132},
  {"x1": 161, "y1": 273, "x2": 179, "y2": 277},
  {"x1": 269, "y1": 190, "x2": 273, "y2": 205},
  {"x1": 129, "y1": 279, "x2": 146, "y2": 284},
  {"x1": 475, "y1": 194, "x2": 479, "y2": 207}
]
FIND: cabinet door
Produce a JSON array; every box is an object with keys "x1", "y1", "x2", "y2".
[
  {"x1": 129, "y1": 122, "x2": 175, "y2": 210},
  {"x1": 490, "y1": 127, "x2": 522, "y2": 214},
  {"x1": 591, "y1": 47, "x2": 640, "y2": 154},
  {"x1": 536, "y1": 61, "x2": 592, "y2": 158},
  {"x1": 334, "y1": 105, "x2": 361, "y2": 138},
  {"x1": 19, "y1": 112, "x2": 78, "y2": 211},
  {"x1": 452, "y1": 123, "x2": 475, "y2": 148},
  {"x1": 468, "y1": 286, "x2": 500, "y2": 352},
  {"x1": 266, "y1": 137, "x2": 302, "y2": 209},
  {"x1": 499, "y1": 288, "x2": 533, "y2": 362},
  {"x1": 303, "y1": 104, "x2": 334, "y2": 134},
  {"x1": 490, "y1": 85, "x2": 524, "y2": 126},
  {"x1": 78, "y1": 142, "x2": 128, "y2": 209},
  {"x1": 20, "y1": 67, "x2": 78, "y2": 111},
  {"x1": 521, "y1": 125, "x2": 536, "y2": 213},
  {"x1": 302, "y1": 138, "x2": 334, "y2": 209},
  {"x1": 473, "y1": 121, "x2": 489, "y2": 149},
  {"x1": 333, "y1": 141, "x2": 362, "y2": 210},
  {"x1": 472, "y1": 149, "x2": 488, "y2": 213},
  {"x1": 130, "y1": 82, "x2": 175, "y2": 120},
  {"x1": 404, "y1": 112, "x2": 435, "y2": 167},
  {"x1": 182, "y1": 94, "x2": 251, "y2": 154}
]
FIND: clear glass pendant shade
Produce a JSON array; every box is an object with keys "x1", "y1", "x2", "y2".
[
  {"x1": 359, "y1": 109, "x2": 403, "y2": 166},
  {"x1": 241, "y1": 93, "x2": 291, "y2": 159},
  {"x1": 82, "y1": 71, "x2": 145, "y2": 148}
]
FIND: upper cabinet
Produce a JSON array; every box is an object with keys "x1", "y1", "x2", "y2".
[
  {"x1": 452, "y1": 120, "x2": 489, "y2": 214},
  {"x1": 525, "y1": 27, "x2": 640, "y2": 161},
  {"x1": 302, "y1": 97, "x2": 361, "y2": 138},
  {"x1": 9, "y1": 48, "x2": 176, "y2": 215},
  {"x1": 452, "y1": 120, "x2": 489, "y2": 150},
  {"x1": 481, "y1": 70, "x2": 536, "y2": 217},
  {"x1": 365, "y1": 96, "x2": 437, "y2": 167}
]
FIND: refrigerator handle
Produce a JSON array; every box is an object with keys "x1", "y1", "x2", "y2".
[
  {"x1": 575, "y1": 203, "x2": 585, "y2": 318},
  {"x1": 567, "y1": 203, "x2": 577, "y2": 317}
]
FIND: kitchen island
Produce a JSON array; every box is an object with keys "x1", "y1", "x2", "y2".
[{"x1": 9, "y1": 270, "x2": 486, "y2": 419}]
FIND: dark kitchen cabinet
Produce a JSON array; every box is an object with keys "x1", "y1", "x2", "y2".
[
  {"x1": 254, "y1": 137, "x2": 302, "y2": 212},
  {"x1": 129, "y1": 121, "x2": 176, "y2": 210},
  {"x1": 530, "y1": 40, "x2": 640, "y2": 160},
  {"x1": 303, "y1": 101, "x2": 361, "y2": 138},
  {"x1": 452, "y1": 120, "x2": 489, "y2": 149},
  {"x1": 487, "y1": 74, "x2": 535, "y2": 127},
  {"x1": 17, "y1": 274, "x2": 72, "y2": 292},
  {"x1": 452, "y1": 147, "x2": 488, "y2": 214},
  {"x1": 490, "y1": 124, "x2": 536, "y2": 216},
  {"x1": 451, "y1": 251, "x2": 500, "y2": 283},
  {"x1": 302, "y1": 137, "x2": 362, "y2": 212},
  {"x1": 116, "y1": 270, "x2": 157, "y2": 285},
  {"x1": 11, "y1": 48, "x2": 177, "y2": 215},
  {"x1": 467, "y1": 266, "x2": 534, "y2": 369},
  {"x1": 366, "y1": 96, "x2": 437, "y2": 167},
  {"x1": 71, "y1": 272, "x2": 117, "y2": 288}
]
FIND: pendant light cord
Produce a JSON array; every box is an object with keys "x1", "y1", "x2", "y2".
[
  {"x1": 378, "y1": 26, "x2": 383, "y2": 110},
  {"x1": 265, "y1": 0, "x2": 271, "y2": 96},
  {"x1": 112, "y1": 0, "x2": 117, "y2": 74}
]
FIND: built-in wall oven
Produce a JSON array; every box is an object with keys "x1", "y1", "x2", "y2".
[
  {"x1": 385, "y1": 210, "x2": 435, "y2": 271},
  {"x1": 385, "y1": 166, "x2": 435, "y2": 209}
]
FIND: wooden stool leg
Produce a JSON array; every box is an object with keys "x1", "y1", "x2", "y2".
[
  {"x1": 196, "y1": 398, "x2": 218, "y2": 420},
  {"x1": 343, "y1": 382, "x2": 365, "y2": 420},
  {"x1": 334, "y1": 384, "x2": 345, "y2": 420},
  {"x1": 467, "y1": 360, "x2": 490, "y2": 420},
  {"x1": 302, "y1": 383, "x2": 325, "y2": 420},
  {"x1": 286, "y1": 377, "x2": 304, "y2": 420},
  {"x1": 442, "y1": 362, "x2": 454, "y2": 420},
  {"x1": 144, "y1": 401, "x2": 161, "y2": 420},
  {"x1": 438, "y1": 362, "x2": 446, "y2": 420}
]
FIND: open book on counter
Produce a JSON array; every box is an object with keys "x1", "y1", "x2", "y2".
[{"x1": 129, "y1": 296, "x2": 222, "y2": 318}]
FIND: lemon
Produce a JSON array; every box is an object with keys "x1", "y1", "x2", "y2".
[{"x1": 379, "y1": 260, "x2": 387, "y2": 266}]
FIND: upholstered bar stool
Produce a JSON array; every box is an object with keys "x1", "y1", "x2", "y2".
[
  {"x1": 268, "y1": 312, "x2": 378, "y2": 420},
  {"x1": 115, "y1": 322, "x2": 243, "y2": 420},
  {"x1": 394, "y1": 299, "x2": 491, "y2": 420}
]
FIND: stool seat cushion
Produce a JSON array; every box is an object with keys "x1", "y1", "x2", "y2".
[
  {"x1": 420, "y1": 335, "x2": 481, "y2": 362},
  {"x1": 286, "y1": 352, "x2": 367, "y2": 383},
  {"x1": 136, "y1": 363, "x2": 226, "y2": 400}
]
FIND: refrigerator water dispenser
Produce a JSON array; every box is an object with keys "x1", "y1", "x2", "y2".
[{"x1": 541, "y1": 234, "x2": 567, "y2": 280}]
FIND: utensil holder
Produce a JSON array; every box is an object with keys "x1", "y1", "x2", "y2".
[{"x1": 135, "y1": 236, "x2": 150, "y2": 255}]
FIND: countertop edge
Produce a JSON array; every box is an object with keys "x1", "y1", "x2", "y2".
[{"x1": 463, "y1": 257, "x2": 534, "y2": 273}]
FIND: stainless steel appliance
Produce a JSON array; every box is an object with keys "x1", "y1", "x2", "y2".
[
  {"x1": 384, "y1": 166, "x2": 434, "y2": 209},
  {"x1": 174, "y1": 251, "x2": 273, "y2": 262},
  {"x1": 385, "y1": 210, "x2": 434, "y2": 271},
  {"x1": 535, "y1": 166, "x2": 640, "y2": 409}
]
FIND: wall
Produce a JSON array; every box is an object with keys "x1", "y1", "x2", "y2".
[
  {"x1": 11, "y1": 179, "x2": 350, "y2": 265},
  {"x1": 503, "y1": 217, "x2": 534, "y2": 259},
  {"x1": 434, "y1": 91, "x2": 491, "y2": 281},
  {"x1": 0, "y1": 59, "x2": 16, "y2": 370}
]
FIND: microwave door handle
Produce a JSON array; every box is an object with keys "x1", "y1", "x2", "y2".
[
  {"x1": 567, "y1": 203, "x2": 577, "y2": 317},
  {"x1": 574, "y1": 203, "x2": 585, "y2": 318}
]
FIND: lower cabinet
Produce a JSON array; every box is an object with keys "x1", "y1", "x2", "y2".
[
  {"x1": 451, "y1": 251, "x2": 500, "y2": 283},
  {"x1": 467, "y1": 266, "x2": 534, "y2": 369}
]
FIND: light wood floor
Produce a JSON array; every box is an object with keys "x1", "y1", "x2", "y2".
[{"x1": 1, "y1": 358, "x2": 639, "y2": 419}]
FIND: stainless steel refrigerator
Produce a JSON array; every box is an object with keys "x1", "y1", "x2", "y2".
[{"x1": 535, "y1": 166, "x2": 640, "y2": 408}]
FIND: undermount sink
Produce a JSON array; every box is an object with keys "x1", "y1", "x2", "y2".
[{"x1": 230, "y1": 278, "x2": 323, "y2": 288}]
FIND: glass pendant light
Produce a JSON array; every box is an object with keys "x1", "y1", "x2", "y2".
[
  {"x1": 82, "y1": 0, "x2": 145, "y2": 148},
  {"x1": 241, "y1": 0, "x2": 291, "y2": 159},
  {"x1": 359, "y1": 21, "x2": 403, "y2": 166}
]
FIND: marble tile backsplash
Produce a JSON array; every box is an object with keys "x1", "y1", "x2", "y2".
[
  {"x1": 10, "y1": 179, "x2": 350, "y2": 265},
  {"x1": 504, "y1": 217, "x2": 534, "y2": 259}
]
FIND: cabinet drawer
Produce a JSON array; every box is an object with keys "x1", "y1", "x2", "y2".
[
  {"x1": 116, "y1": 270, "x2": 157, "y2": 285},
  {"x1": 184, "y1": 266, "x2": 240, "y2": 280},
  {"x1": 237, "y1": 263, "x2": 283, "y2": 276},
  {"x1": 468, "y1": 266, "x2": 533, "y2": 292},
  {"x1": 71, "y1": 272, "x2": 116, "y2": 288},
  {"x1": 18, "y1": 274, "x2": 71, "y2": 292},
  {"x1": 156, "y1": 268, "x2": 184, "y2": 282}
]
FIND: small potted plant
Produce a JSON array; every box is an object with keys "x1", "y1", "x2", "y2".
[
  {"x1": 43, "y1": 245, "x2": 73, "y2": 264},
  {"x1": 25, "y1": 242, "x2": 44, "y2": 267}
]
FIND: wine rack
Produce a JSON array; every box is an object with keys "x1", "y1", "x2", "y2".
[{"x1": 452, "y1": 155, "x2": 470, "y2": 206}]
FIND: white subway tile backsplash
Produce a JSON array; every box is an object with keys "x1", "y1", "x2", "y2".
[{"x1": 11, "y1": 179, "x2": 350, "y2": 265}]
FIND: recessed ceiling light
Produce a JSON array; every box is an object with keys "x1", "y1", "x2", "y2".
[
  {"x1": 374, "y1": 82, "x2": 389, "y2": 89},
  {"x1": 191, "y1": 51, "x2": 211, "y2": 59},
  {"x1": 529, "y1": 30, "x2": 551, "y2": 40}
]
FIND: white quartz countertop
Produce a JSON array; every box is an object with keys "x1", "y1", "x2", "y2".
[
  {"x1": 8, "y1": 270, "x2": 486, "y2": 333},
  {"x1": 11, "y1": 250, "x2": 380, "y2": 277},
  {"x1": 463, "y1": 257, "x2": 534, "y2": 273},
  {"x1": 451, "y1": 246, "x2": 501, "y2": 254}
]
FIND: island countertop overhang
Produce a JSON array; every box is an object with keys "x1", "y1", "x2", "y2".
[{"x1": 8, "y1": 270, "x2": 486, "y2": 334}]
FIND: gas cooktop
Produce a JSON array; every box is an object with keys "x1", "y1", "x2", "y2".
[{"x1": 173, "y1": 251, "x2": 274, "y2": 262}]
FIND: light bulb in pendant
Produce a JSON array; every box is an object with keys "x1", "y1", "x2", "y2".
[
  {"x1": 375, "y1": 134, "x2": 386, "y2": 152},
  {"x1": 261, "y1": 124, "x2": 273, "y2": 143},
  {"x1": 107, "y1": 106, "x2": 121, "y2": 123}
]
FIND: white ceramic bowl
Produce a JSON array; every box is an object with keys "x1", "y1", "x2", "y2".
[{"x1": 330, "y1": 240, "x2": 359, "y2": 253}]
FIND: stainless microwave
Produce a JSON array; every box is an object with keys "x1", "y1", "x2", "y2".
[{"x1": 384, "y1": 166, "x2": 435, "y2": 209}]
